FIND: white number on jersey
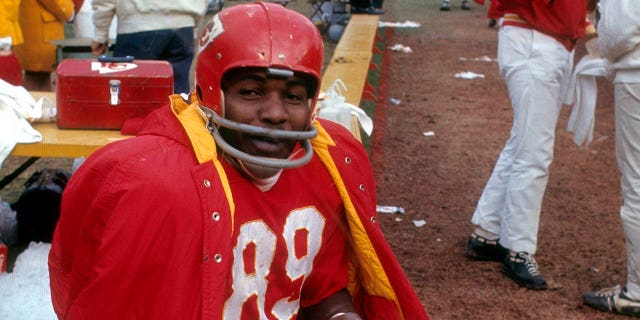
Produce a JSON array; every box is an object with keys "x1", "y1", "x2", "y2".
[{"x1": 223, "y1": 207, "x2": 326, "y2": 319}]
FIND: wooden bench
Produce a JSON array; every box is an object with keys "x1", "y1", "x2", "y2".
[
  {"x1": 319, "y1": 14, "x2": 379, "y2": 141},
  {"x1": 10, "y1": 92, "x2": 131, "y2": 159}
]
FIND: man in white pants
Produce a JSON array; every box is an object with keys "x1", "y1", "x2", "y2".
[
  {"x1": 582, "y1": 0, "x2": 640, "y2": 317},
  {"x1": 465, "y1": 1, "x2": 592, "y2": 291}
]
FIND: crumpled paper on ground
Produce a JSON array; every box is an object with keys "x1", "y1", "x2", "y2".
[
  {"x1": 390, "y1": 44, "x2": 413, "y2": 53},
  {"x1": 458, "y1": 56, "x2": 496, "y2": 62},
  {"x1": 454, "y1": 71, "x2": 485, "y2": 79},
  {"x1": 378, "y1": 20, "x2": 421, "y2": 28}
]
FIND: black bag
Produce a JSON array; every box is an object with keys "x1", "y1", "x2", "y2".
[{"x1": 12, "y1": 169, "x2": 71, "y2": 245}]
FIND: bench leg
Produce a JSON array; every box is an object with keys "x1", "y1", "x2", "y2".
[{"x1": 0, "y1": 157, "x2": 40, "y2": 191}]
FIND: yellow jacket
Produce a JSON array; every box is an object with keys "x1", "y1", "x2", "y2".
[
  {"x1": 0, "y1": 0, "x2": 23, "y2": 46},
  {"x1": 14, "y1": 0, "x2": 74, "y2": 71}
]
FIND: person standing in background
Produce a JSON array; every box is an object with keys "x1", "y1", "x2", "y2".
[
  {"x1": 14, "y1": 0, "x2": 75, "y2": 91},
  {"x1": 582, "y1": 0, "x2": 640, "y2": 317},
  {"x1": 0, "y1": 0, "x2": 24, "y2": 86},
  {"x1": 90, "y1": 0, "x2": 207, "y2": 94},
  {"x1": 73, "y1": 0, "x2": 116, "y2": 41},
  {"x1": 465, "y1": 0, "x2": 593, "y2": 290}
]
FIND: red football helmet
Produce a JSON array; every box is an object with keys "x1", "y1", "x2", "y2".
[{"x1": 195, "y1": 2, "x2": 324, "y2": 171}]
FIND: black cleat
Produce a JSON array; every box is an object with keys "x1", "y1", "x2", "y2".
[
  {"x1": 466, "y1": 233, "x2": 508, "y2": 261},
  {"x1": 502, "y1": 251, "x2": 548, "y2": 290},
  {"x1": 583, "y1": 285, "x2": 640, "y2": 317}
]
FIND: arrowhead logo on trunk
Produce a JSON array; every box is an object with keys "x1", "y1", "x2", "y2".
[{"x1": 91, "y1": 62, "x2": 139, "y2": 74}]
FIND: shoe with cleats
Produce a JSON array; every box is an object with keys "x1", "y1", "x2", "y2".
[
  {"x1": 466, "y1": 233, "x2": 508, "y2": 261},
  {"x1": 583, "y1": 285, "x2": 640, "y2": 317},
  {"x1": 502, "y1": 251, "x2": 548, "y2": 290}
]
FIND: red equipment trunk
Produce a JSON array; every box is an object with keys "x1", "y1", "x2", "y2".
[{"x1": 55, "y1": 57, "x2": 173, "y2": 130}]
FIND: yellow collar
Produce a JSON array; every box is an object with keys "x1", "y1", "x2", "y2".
[{"x1": 170, "y1": 94, "x2": 218, "y2": 164}]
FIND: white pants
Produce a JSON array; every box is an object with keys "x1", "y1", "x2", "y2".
[
  {"x1": 471, "y1": 26, "x2": 574, "y2": 254},
  {"x1": 615, "y1": 83, "x2": 640, "y2": 299}
]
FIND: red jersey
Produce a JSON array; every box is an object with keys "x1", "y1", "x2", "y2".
[{"x1": 221, "y1": 157, "x2": 348, "y2": 318}]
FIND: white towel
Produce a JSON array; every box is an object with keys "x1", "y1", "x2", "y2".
[
  {"x1": 564, "y1": 55, "x2": 607, "y2": 147},
  {"x1": 0, "y1": 242, "x2": 56, "y2": 320},
  {"x1": 317, "y1": 79, "x2": 373, "y2": 136},
  {"x1": 0, "y1": 80, "x2": 44, "y2": 169}
]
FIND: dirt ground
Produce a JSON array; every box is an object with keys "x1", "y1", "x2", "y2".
[
  {"x1": 0, "y1": 0, "x2": 631, "y2": 319},
  {"x1": 369, "y1": 1, "x2": 628, "y2": 319}
]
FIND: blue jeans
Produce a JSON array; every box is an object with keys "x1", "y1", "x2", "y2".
[{"x1": 114, "y1": 27, "x2": 194, "y2": 94}]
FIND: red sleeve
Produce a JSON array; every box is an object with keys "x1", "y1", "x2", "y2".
[
  {"x1": 320, "y1": 119, "x2": 430, "y2": 319},
  {"x1": 49, "y1": 137, "x2": 204, "y2": 320},
  {"x1": 488, "y1": 0, "x2": 504, "y2": 19}
]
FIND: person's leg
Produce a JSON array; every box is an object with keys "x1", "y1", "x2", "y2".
[
  {"x1": 114, "y1": 30, "x2": 170, "y2": 61},
  {"x1": 471, "y1": 25, "x2": 534, "y2": 244},
  {"x1": 499, "y1": 30, "x2": 572, "y2": 290},
  {"x1": 615, "y1": 83, "x2": 640, "y2": 301},
  {"x1": 350, "y1": 0, "x2": 383, "y2": 14},
  {"x1": 582, "y1": 84, "x2": 640, "y2": 316},
  {"x1": 468, "y1": 25, "x2": 537, "y2": 264},
  {"x1": 161, "y1": 27, "x2": 195, "y2": 94},
  {"x1": 497, "y1": 29, "x2": 572, "y2": 255},
  {"x1": 115, "y1": 29, "x2": 189, "y2": 93},
  {"x1": 350, "y1": 0, "x2": 368, "y2": 10},
  {"x1": 440, "y1": 0, "x2": 450, "y2": 11}
]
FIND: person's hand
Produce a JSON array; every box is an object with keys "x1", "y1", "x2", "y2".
[
  {"x1": 300, "y1": 289, "x2": 362, "y2": 320},
  {"x1": 328, "y1": 312, "x2": 362, "y2": 320},
  {"x1": 91, "y1": 41, "x2": 108, "y2": 56}
]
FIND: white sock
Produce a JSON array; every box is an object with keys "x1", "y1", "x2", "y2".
[{"x1": 474, "y1": 227, "x2": 499, "y2": 240}]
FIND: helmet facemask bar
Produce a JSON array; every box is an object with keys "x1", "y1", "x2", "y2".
[{"x1": 198, "y1": 105, "x2": 318, "y2": 170}]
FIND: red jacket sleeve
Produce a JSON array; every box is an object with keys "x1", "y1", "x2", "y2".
[{"x1": 318, "y1": 119, "x2": 430, "y2": 319}]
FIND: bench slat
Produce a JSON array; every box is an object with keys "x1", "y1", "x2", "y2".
[{"x1": 319, "y1": 14, "x2": 379, "y2": 141}]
